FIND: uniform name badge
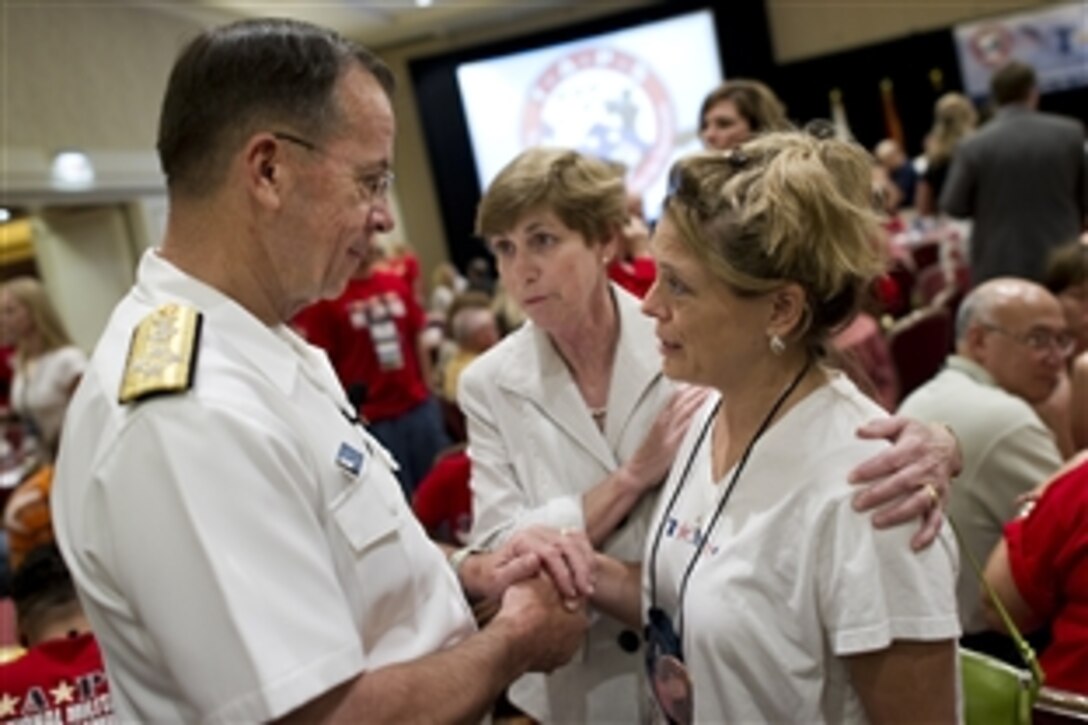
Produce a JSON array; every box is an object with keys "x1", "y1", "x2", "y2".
[{"x1": 335, "y1": 442, "x2": 366, "y2": 477}]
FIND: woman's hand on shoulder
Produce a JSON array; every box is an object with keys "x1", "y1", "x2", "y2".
[{"x1": 620, "y1": 385, "x2": 709, "y2": 493}]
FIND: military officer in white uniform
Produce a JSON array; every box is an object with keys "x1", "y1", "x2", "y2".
[{"x1": 51, "y1": 18, "x2": 588, "y2": 724}]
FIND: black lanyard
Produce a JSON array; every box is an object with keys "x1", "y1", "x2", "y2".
[{"x1": 647, "y1": 359, "x2": 812, "y2": 641}]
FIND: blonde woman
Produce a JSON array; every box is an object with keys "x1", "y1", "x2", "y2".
[
  {"x1": 593, "y1": 134, "x2": 960, "y2": 723},
  {"x1": 916, "y1": 92, "x2": 977, "y2": 218},
  {"x1": 0, "y1": 277, "x2": 85, "y2": 457},
  {"x1": 462, "y1": 147, "x2": 962, "y2": 723}
]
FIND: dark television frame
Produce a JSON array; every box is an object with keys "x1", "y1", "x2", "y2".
[{"x1": 408, "y1": 0, "x2": 775, "y2": 271}]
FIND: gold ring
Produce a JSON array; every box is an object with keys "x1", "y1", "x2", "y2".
[{"x1": 922, "y1": 482, "x2": 941, "y2": 508}]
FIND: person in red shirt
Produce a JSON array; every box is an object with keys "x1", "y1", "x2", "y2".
[
  {"x1": 0, "y1": 545, "x2": 114, "y2": 724},
  {"x1": 0, "y1": 345, "x2": 14, "y2": 412},
  {"x1": 411, "y1": 446, "x2": 472, "y2": 546},
  {"x1": 293, "y1": 253, "x2": 449, "y2": 495},
  {"x1": 606, "y1": 192, "x2": 657, "y2": 299},
  {"x1": 377, "y1": 241, "x2": 423, "y2": 305},
  {"x1": 984, "y1": 457, "x2": 1088, "y2": 695}
]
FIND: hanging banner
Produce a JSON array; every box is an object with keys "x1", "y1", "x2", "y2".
[{"x1": 954, "y1": 2, "x2": 1088, "y2": 98}]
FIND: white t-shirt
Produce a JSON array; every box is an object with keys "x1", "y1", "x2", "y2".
[
  {"x1": 52, "y1": 251, "x2": 476, "y2": 723},
  {"x1": 643, "y1": 373, "x2": 960, "y2": 723},
  {"x1": 10, "y1": 345, "x2": 85, "y2": 450}
]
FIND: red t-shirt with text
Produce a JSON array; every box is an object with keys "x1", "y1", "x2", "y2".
[
  {"x1": 0, "y1": 633, "x2": 113, "y2": 724},
  {"x1": 293, "y1": 270, "x2": 428, "y2": 423}
]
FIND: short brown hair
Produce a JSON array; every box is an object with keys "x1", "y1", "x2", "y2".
[
  {"x1": 663, "y1": 132, "x2": 884, "y2": 351},
  {"x1": 698, "y1": 80, "x2": 791, "y2": 135},
  {"x1": 1044, "y1": 239, "x2": 1088, "y2": 295},
  {"x1": 476, "y1": 148, "x2": 625, "y2": 245},
  {"x1": 157, "y1": 18, "x2": 394, "y2": 198},
  {"x1": 990, "y1": 60, "x2": 1036, "y2": 106}
]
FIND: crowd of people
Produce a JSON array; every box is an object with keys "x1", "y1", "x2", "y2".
[{"x1": 0, "y1": 14, "x2": 1084, "y2": 725}]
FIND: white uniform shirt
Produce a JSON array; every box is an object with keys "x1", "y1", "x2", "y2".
[
  {"x1": 11, "y1": 344, "x2": 86, "y2": 449},
  {"x1": 52, "y1": 251, "x2": 475, "y2": 724},
  {"x1": 644, "y1": 374, "x2": 961, "y2": 723}
]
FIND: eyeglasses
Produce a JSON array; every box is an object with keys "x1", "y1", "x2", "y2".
[
  {"x1": 981, "y1": 323, "x2": 1076, "y2": 356},
  {"x1": 272, "y1": 131, "x2": 394, "y2": 203}
]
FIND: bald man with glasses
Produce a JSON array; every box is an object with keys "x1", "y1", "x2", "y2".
[{"x1": 899, "y1": 277, "x2": 1067, "y2": 659}]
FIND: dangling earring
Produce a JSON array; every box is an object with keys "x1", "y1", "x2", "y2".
[{"x1": 769, "y1": 334, "x2": 786, "y2": 356}]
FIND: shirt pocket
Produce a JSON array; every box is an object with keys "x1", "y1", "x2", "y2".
[
  {"x1": 332, "y1": 485, "x2": 400, "y2": 553},
  {"x1": 329, "y1": 468, "x2": 421, "y2": 656},
  {"x1": 330, "y1": 465, "x2": 403, "y2": 555}
]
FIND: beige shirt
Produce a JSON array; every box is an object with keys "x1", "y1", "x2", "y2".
[{"x1": 898, "y1": 355, "x2": 1063, "y2": 632}]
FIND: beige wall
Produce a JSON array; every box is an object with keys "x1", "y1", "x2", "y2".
[
  {"x1": 32, "y1": 206, "x2": 140, "y2": 352},
  {"x1": 767, "y1": 0, "x2": 1058, "y2": 63},
  {"x1": 3, "y1": 4, "x2": 201, "y2": 154}
]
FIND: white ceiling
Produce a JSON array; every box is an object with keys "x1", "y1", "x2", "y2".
[{"x1": 137, "y1": 0, "x2": 598, "y2": 51}]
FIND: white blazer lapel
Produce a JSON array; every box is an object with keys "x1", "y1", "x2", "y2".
[
  {"x1": 605, "y1": 286, "x2": 663, "y2": 443},
  {"x1": 497, "y1": 321, "x2": 618, "y2": 472}
]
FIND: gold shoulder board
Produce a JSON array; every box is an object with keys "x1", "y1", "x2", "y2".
[{"x1": 119, "y1": 303, "x2": 202, "y2": 404}]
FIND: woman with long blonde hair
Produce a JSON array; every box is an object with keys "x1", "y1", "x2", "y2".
[
  {"x1": 916, "y1": 92, "x2": 978, "y2": 217},
  {"x1": 0, "y1": 277, "x2": 85, "y2": 457}
]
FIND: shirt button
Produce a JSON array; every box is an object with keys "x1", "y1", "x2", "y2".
[{"x1": 617, "y1": 629, "x2": 640, "y2": 653}]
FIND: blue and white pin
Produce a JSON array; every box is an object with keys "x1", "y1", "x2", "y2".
[{"x1": 335, "y1": 441, "x2": 366, "y2": 477}]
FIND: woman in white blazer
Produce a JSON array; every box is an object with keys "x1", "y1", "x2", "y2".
[{"x1": 458, "y1": 147, "x2": 962, "y2": 723}]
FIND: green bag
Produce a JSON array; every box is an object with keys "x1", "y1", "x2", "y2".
[
  {"x1": 950, "y1": 517, "x2": 1044, "y2": 725},
  {"x1": 960, "y1": 648, "x2": 1039, "y2": 725}
]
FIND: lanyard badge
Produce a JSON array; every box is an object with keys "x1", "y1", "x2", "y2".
[
  {"x1": 645, "y1": 605, "x2": 694, "y2": 724},
  {"x1": 643, "y1": 359, "x2": 812, "y2": 725}
]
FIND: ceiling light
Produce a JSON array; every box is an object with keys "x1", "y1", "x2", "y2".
[
  {"x1": 416, "y1": 0, "x2": 433, "y2": 6},
  {"x1": 51, "y1": 149, "x2": 96, "y2": 188},
  {"x1": 0, "y1": 209, "x2": 10, "y2": 223}
]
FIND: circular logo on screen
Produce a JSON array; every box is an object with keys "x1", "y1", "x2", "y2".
[
  {"x1": 967, "y1": 23, "x2": 1016, "y2": 68},
  {"x1": 521, "y1": 47, "x2": 675, "y2": 195}
]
